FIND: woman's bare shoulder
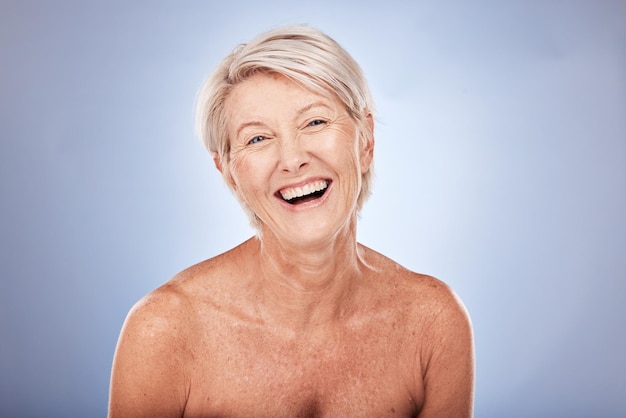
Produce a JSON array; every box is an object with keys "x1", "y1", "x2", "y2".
[
  {"x1": 124, "y1": 240, "x2": 252, "y2": 336},
  {"x1": 109, "y1": 244, "x2": 251, "y2": 417},
  {"x1": 120, "y1": 281, "x2": 196, "y2": 348},
  {"x1": 359, "y1": 243, "x2": 468, "y2": 318}
]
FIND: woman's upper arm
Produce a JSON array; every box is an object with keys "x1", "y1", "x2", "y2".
[
  {"x1": 108, "y1": 288, "x2": 192, "y2": 418},
  {"x1": 418, "y1": 285, "x2": 475, "y2": 418}
]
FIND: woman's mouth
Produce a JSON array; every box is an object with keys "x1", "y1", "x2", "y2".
[{"x1": 278, "y1": 180, "x2": 329, "y2": 205}]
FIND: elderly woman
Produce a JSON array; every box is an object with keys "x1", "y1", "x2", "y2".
[{"x1": 109, "y1": 25, "x2": 474, "y2": 417}]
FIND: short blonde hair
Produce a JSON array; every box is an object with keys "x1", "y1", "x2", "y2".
[{"x1": 195, "y1": 25, "x2": 375, "y2": 227}]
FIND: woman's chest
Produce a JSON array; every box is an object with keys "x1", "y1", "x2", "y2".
[{"x1": 184, "y1": 317, "x2": 423, "y2": 417}]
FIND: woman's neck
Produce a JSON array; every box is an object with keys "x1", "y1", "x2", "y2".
[{"x1": 251, "y1": 222, "x2": 365, "y2": 332}]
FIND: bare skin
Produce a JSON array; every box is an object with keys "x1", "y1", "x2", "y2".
[
  {"x1": 109, "y1": 238, "x2": 473, "y2": 418},
  {"x1": 109, "y1": 74, "x2": 474, "y2": 417}
]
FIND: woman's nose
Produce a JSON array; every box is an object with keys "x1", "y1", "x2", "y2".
[{"x1": 278, "y1": 137, "x2": 310, "y2": 173}]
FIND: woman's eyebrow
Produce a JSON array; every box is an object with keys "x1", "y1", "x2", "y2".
[
  {"x1": 235, "y1": 120, "x2": 267, "y2": 138},
  {"x1": 295, "y1": 101, "x2": 332, "y2": 117}
]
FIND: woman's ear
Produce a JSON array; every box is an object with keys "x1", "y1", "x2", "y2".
[
  {"x1": 359, "y1": 112, "x2": 375, "y2": 173},
  {"x1": 213, "y1": 153, "x2": 223, "y2": 173},
  {"x1": 213, "y1": 153, "x2": 237, "y2": 191}
]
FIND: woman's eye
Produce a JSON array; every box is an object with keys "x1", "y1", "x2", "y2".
[
  {"x1": 308, "y1": 119, "x2": 327, "y2": 127},
  {"x1": 248, "y1": 135, "x2": 265, "y2": 145}
]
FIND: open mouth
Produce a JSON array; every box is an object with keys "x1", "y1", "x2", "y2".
[{"x1": 278, "y1": 180, "x2": 330, "y2": 205}]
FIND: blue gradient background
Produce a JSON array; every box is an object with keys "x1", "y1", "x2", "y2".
[{"x1": 1, "y1": 1, "x2": 625, "y2": 417}]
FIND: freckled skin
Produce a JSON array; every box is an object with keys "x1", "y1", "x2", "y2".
[
  {"x1": 110, "y1": 239, "x2": 473, "y2": 417},
  {"x1": 108, "y1": 75, "x2": 474, "y2": 418}
]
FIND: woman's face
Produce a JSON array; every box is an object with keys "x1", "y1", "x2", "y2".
[{"x1": 223, "y1": 73, "x2": 373, "y2": 247}]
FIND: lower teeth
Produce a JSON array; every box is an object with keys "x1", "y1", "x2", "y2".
[{"x1": 286, "y1": 189, "x2": 326, "y2": 204}]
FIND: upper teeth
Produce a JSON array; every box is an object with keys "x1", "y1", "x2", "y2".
[{"x1": 280, "y1": 180, "x2": 328, "y2": 201}]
